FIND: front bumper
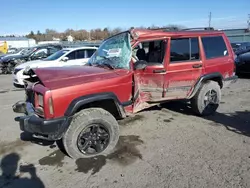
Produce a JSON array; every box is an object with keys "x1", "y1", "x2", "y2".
[{"x1": 13, "y1": 101, "x2": 69, "y2": 140}]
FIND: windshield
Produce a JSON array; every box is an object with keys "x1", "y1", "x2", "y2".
[
  {"x1": 88, "y1": 32, "x2": 132, "y2": 69},
  {"x1": 20, "y1": 48, "x2": 29, "y2": 55},
  {"x1": 43, "y1": 49, "x2": 69, "y2": 61},
  {"x1": 24, "y1": 47, "x2": 37, "y2": 55}
]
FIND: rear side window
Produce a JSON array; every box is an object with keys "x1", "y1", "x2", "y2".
[
  {"x1": 76, "y1": 50, "x2": 86, "y2": 59},
  {"x1": 201, "y1": 36, "x2": 228, "y2": 59},
  {"x1": 170, "y1": 37, "x2": 200, "y2": 63},
  {"x1": 66, "y1": 51, "x2": 76, "y2": 60},
  {"x1": 86, "y1": 49, "x2": 96, "y2": 58}
]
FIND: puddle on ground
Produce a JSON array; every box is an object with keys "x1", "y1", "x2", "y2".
[
  {"x1": 75, "y1": 155, "x2": 106, "y2": 175},
  {"x1": 164, "y1": 119, "x2": 171, "y2": 123},
  {"x1": 107, "y1": 135, "x2": 143, "y2": 165},
  {"x1": 11, "y1": 89, "x2": 24, "y2": 92},
  {"x1": 49, "y1": 145, "x2": 57, "y2": 149},
  {"x1": 39, "y1": 135, "x2": 144, "y2": 175},
  {"x1": 163, "y1": 117, "x2": 174, "y2": 123},
  {"x1": 38, "y1": 150, "x2": 65, "y2": 167},
  {"x1": 0, "y1": 90, "x2": 8, "y2": 94},
  {"x1": 118, "y1": 115, "x2": 145, "y2": 126},
  {"x1": 75, "y1": 135, "x2": 144, "y2": 175},
  {"x1": 0, "y1": 88, "x2": 23, "y2": 94},
  {"x1": 0, "y1": 139, "x2": 30, "y2": 155}
]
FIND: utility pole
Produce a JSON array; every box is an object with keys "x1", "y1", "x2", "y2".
[
  {"x1": 208, "y1": 12, "x2": 212, "y2": 28},
  {"x1": 248, "y1": 14, "x2": 250, "y2": 31}
]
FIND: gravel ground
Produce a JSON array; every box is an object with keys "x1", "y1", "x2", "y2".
[{"x1": 0, "y1": 74, "x2": 250, "y2": 188}]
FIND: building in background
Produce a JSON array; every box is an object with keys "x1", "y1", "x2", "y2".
[
  {"x1": 67, "y1": 35, "x2": 74, "y2": 42},
  {"x1": 38, "y1": 41, "x2": 60, "y2": 45},
  {"x1": 0, "y1": 37, "x2": 36, "y2": 48},
  {"x1": 222, "y1": 28, "x2": 250, "y2": 42}
]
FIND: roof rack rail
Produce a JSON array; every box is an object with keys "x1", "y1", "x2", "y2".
[
  {"x1": 147, "y1": 27, "x2": 179, "y2": 31},
  {"x1": 181, "y1": 27, "x2": 215, "y2": 31}
]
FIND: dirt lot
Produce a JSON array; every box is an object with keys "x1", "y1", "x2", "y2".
[{"x1": 0, "y1": 74, "x2": 250, "y2": 188}]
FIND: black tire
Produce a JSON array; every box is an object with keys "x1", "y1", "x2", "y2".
[
  {"x1": 191, "y1": 81, "x2": 221, "y2": 116},
  {"x1": 62, "y1": 108, "x2": 119, "y2": 159}
]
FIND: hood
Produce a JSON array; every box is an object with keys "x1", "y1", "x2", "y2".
[
  {"x1": 32, "y1": 66, "x2": 128, "y2": 89},
  {"x1": 16, "y1": 60, "x2": 44, "y2": 69},
  {"x1": 0, "y1": 54, "x2": 6, "y2": 59},
  {"x1": 1, "y1": 54, "x2": 26, "y2": 62}
]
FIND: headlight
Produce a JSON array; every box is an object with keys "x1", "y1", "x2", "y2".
[
  {"x1": 37, "y1": 94, "x2": 43, "y2": 107},
  {"x1": 23, "y1": 66, "x2": 31, "y2": 74},
  {"x1": 25, "y1": 66, "x2": 30, "y2": 72}
]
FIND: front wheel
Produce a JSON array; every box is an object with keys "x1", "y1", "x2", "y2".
[
  {"x1": 62, "y1": 108, "x2": 119, "y2": 159},
  {"x1": 191, "y1": 81, "x2": 221, "y2": 116}
]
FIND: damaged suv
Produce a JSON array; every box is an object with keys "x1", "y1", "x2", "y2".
[{"x1": 13, "y1": 28, "x2": 237, "y2": 159}]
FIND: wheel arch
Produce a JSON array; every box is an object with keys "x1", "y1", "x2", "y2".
[
  {"x1": 64, "y1": 92, "x2": 127, "y2": 119},
  {"x1": 188, "y1": 72, "x2": 223, "y2": 99}
]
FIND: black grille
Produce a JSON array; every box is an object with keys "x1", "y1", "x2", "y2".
[{"x1": 26, "y1": 89, "x2": 35, "y2": 106}]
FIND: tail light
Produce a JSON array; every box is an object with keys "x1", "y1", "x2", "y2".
[
  {"x1": 35, "y1": 107, "x2": 44, "y2": 117},
  {"x1": 34, "y1": 91, "x2": 54, "y2": 118},
  {"x1": 35, "y1": 93, "x2": 44, "y2": 117},
  {"x1": 37, "y1": 94, "x2": 43, "y2": 107}
]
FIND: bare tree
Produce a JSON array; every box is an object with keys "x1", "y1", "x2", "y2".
[{"x1": 26, "y1": 24, "x2": 186, "y2": 42}]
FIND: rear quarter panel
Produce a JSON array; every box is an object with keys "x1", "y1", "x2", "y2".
[{"x1": 202, "y1": 34, "x2": 235, "y2": 78}]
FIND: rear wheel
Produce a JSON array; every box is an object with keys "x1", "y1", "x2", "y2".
[
  {"x1": 191, "y1": 81, "x2": 221, "y2": 116},
  {"x1": 62, "y1": 108, "x2": 119, "y2": 159}
]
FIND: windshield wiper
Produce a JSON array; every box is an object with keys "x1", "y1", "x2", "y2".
[
  {"x1": 98, "y1": 56, "x2": 115, "y2": 69},
  {"x1": 97, "y1": 62, "x2": 115, "y2": 70}
]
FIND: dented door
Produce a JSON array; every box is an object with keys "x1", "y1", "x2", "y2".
[
  {"x1": 131, "y1": 39, "x2": 168, "y2": 113},
  {"x1": 132, "y1": 64, "x2": 166, "y2": 113},
  {"x1": 134, "y1": 64, "x2": 166, "y2": 100}
]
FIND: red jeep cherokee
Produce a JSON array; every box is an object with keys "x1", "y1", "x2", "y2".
[{"x1": 13, "y1": 28, "x2": 237, "y2": 159}]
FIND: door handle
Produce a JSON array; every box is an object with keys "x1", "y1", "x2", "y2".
[
  {"x1": 192, "y1": 64, "x2": 202, "y2": 68},
  {"x1": 153, "y1": 69, "x2": 166, "y2": 73}
]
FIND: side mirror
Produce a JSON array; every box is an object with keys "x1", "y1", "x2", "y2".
[
  {"x1": 61, "y1": 57, "x2": 69, "y2": 62},
  {"x1": 134, "y1": 60, "x2": 147, "y2": 70}
]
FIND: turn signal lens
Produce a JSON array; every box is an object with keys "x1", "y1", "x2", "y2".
[
  {"x1": 37, "y1": 94, "x2": 43, "y2": 107},
  {"x1": 48, "y1": 97, "x2": 54, "y2": 115}
]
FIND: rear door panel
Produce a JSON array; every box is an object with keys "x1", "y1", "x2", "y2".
[{"x1": 164, "y1": 37, "x2": 203, "y2": 99}]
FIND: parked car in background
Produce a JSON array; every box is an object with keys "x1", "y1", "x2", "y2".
[
  {"x1": 231, "y1": 42, "x2": 250, "y2": 54},
  {"x1": 13, "y1": 28, "x2": 237, "y2": 159},
  {"x1": 7, "y1": 48, "x2": 19, "y2": 54},
  {"x1": 235, "y1": 51, "x2": 250, "y2": 74},
  {"x1": 0, "y1": 44, "x2": 62, "y2": 74},
  {"x1": 231, "y1": 42, "x2": 250, "y2": 75},
  {"x1": 13, "y1": 46, "x2": 97, "y2": 87},
  {"x1": 0, "y1": 47, "x2": 30, "y2": 59}
]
